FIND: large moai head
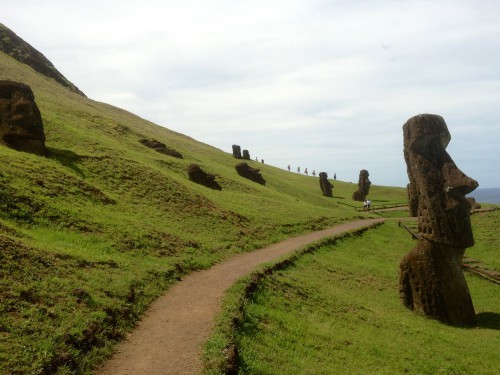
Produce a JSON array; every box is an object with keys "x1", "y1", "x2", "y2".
[
  {"x1": 232, "y1": 144, "x2": 242, "y2": 159},
  {"x1": 403, "y1": 114, "x2": 478, "y2": 248},
  {"x1": 235, "y1": 162, "x2": 266, "y2": 185},
  {"x1": 352, "y1": 169, "x2": 371, "y2": 201},
  {"x1": 319, "y1": 172, "x2": 333, "y2": 197},
  {"x1": 0, "y1": 80, "x2": 46, "y2": 155},
  {"x1": 188, "y1": 164, "x2": 222, "y2": 191},
  {"x1": 358, "y1": 169, "x2": 371, "y2": 195}
]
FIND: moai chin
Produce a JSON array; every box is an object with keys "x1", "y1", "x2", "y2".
[{"x1": 399, "y1": 114, "x2": 478, "y2": 326}]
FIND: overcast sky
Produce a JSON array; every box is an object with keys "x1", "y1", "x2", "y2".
[{"x1": 4, "y1": 0, "x2": 500, "y2": 188}]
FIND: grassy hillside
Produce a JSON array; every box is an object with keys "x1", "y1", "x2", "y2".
[
  {"x1": 205, "y1": 215, "x2": 499, "y2": 374},
  {"x1": 0, "y1": 50, "x2": 408, "y2": 374}
]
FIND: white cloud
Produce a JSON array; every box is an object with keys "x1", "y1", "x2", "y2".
[{"x1": 3, "y1": 0, "x2": 500, "y2": 187}]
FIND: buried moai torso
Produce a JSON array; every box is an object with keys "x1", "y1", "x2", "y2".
[
  {"x1": 352, "y1": 169, "x2": 371, "y2": 201},
  {"x1": 0, "y1": 80, "x2": 46, "y2": 155},
  {"x1": 400, "y1": 114, "x2": 478, "y2": 326},
  {"x1": 235, "y1": 162, "x2": 266, "y2": 185}
]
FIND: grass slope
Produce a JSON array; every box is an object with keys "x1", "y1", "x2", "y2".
[
  {"x1": 0, "y1": 50, "x2": 409, "y2": 374},
  {"x1": 209, "y1": 216, "x2": 499, "y2": 374}
]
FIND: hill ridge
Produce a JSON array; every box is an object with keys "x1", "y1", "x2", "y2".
[{"x1": 0, "y1": 22, "x2": 85, "y2": 96}]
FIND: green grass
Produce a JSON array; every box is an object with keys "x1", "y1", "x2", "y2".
[
  {"x1": 0, "y1": 49, "x2": 412, "y2": 374},
  {"x1": 205, "y1": 220, "x2": 499, "y2": 375}
]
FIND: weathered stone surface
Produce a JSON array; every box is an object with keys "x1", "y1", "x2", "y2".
[
  {"x1": 242, "y1": 149, "x2": 250, "y2": 160},
  {"x1": 139, "y1": 139, "x2": 183, "y2": 159},
  {"x1": 187, "y1": 164, "x2": 222, "y2": 190},
  {"x1": 407, "y1": 183, "x2": 418, "y2": 217},
  {"x1": 352, "y1": 169, "x2": 371, "y2": 201},
  {"x1": 399, "y1": 114, "x2": 478, "y2": 326},
  {"x1": 0, "y1": 80, "x2": 46, "y2": 155},
  {"x1": 232, "y1": 145, "x2": 242, "y2": 159},
  {"x1": 466, "y1": 197, "x2": 481, "y2": 211},
  {"x1": 319, "y1": 172, "x2": 333, "y2": 197},
  {"x1": 235, "y1": 162, "x2": 265, "y2": 185}
]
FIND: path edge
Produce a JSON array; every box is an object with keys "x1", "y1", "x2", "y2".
[{"x1": 203, "y1": 220, "x2": 385, "y2": 375}]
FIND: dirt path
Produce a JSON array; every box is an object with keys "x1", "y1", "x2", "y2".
[{"x1": 96, "y1": 218, "x2": 384, "y2": 375}]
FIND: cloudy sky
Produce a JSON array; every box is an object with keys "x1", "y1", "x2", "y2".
[{"x1": 4, "y1": 0, "x2": 500, "y2": 188}]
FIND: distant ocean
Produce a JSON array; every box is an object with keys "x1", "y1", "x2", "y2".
[{"x1": 467, "y1": 187, "x2": 500, "y2": 204}]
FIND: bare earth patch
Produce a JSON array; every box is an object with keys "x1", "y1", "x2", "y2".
[{"x1": 96, "y1": 218, "x2": 384, "y2": 375}]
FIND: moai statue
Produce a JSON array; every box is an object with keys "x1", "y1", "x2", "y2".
[
  {"x1": 319, "y1": 172, "x2": 333, "y2": 197},
  {"x1": 466, "y1": 197, "x2": 481, "y2": 212},
  {"x1": 399, "y1": 114, "x2": 478, "y2": 326},
  {"x1": 235, "y1": 162, "x2": 266, "y2": 185},
  {"x1": 0, "y1": 80, "x2": 46, "y2": 155},
  {"x1": 352, "y1": 169, "x2": 371, "y2": 201},
  {"x1": 242, "y1": 149, "x2": 250, "y2": 160},
  {"x1": 187, "y1": 164, "x2": 222, "y2": 191},
  {"x1": 232, "y1": 144, "x2": 242, "y2": 159}
]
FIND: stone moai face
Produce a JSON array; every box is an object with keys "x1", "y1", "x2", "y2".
[
  {"x1": 358, "y1": 169, "x2": 371, "y2": 195},
  {"x1": 319, "y1": 172, "x2": 333, "y2": 197},
  {"x1": 403, "y1": 114, "x2": 478, "y2": 248},
  {"x1": 0, "y1": 80, "x2": 46, "y2": 155}
]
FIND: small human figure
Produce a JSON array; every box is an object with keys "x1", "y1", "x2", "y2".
[
  {"x1": 304, "y1": 168, "x2": 308, "y2": 175},
  {"x1": 367, "y1": 200, "x2": 372, "y2": 211},
  {"x1": 312, "y1": 170, "x2": 316, "y2": 177},
  {"x1": 256, "y1": 157, "x2": 258, "y2": 161},
  {"x1": 334, "y1": 173, "x2": 336, "y2": 180},
  {"x1": 363, "y1": 200, "x2": 368, "y2": 211},
  {"x1": 261, "y1": 159, "x2": 264, "y2": 164},
  {"x1": 297, "y1": 167, "x2": 300, "y2": 173},
  {"x1": 287, "y1": 165, "x2": 291, "y2": 171}
]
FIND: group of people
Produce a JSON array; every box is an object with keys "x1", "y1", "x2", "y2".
[
  {"x1": 288, "y1": 165, "x2": 336, "y2": 180},
  {"x1": 363, "y1": 199, "x2": 372, "y2": 211}
]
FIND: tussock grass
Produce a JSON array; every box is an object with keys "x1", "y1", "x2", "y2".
[{"x1": 205, "y1": 220, "x2": 499, "y2": 375}]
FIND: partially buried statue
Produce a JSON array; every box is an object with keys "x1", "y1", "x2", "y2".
[
  {"x1": 0, "y1": 80, "x2": 46, "y2": 155},
  {"x1": 139, "y1": 139, "x2": 183, "y2": 159},
  {"x1": 232, "y1": 144, "x2": 242, "y2": 159},
  {"x1": 235, "y1": 162, "x2": 265, "y2": 185},
  {"x1": 187, "y1": 164, "x2": 222, "y2": 191},
  {"x1": 352, "y1": 169, "x2": 371, "y2": 201},
  {"x1": 399, "y1": 114, "x2": 478, "y2": 326},
  {"x1": 319, "y1": 172, "x2": 333, "y2": 197}
]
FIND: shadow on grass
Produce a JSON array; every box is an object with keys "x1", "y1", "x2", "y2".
[
  {"x1": 476, "y1": 312, "x2": 500, "y2": 330},
  {"x1": 46, "y1": 147, "x2": 85, "y2": 177}
]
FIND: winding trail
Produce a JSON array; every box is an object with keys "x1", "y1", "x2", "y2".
[{"x1": 96, "y1": 218, "x2": 384, "y2": 375}]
